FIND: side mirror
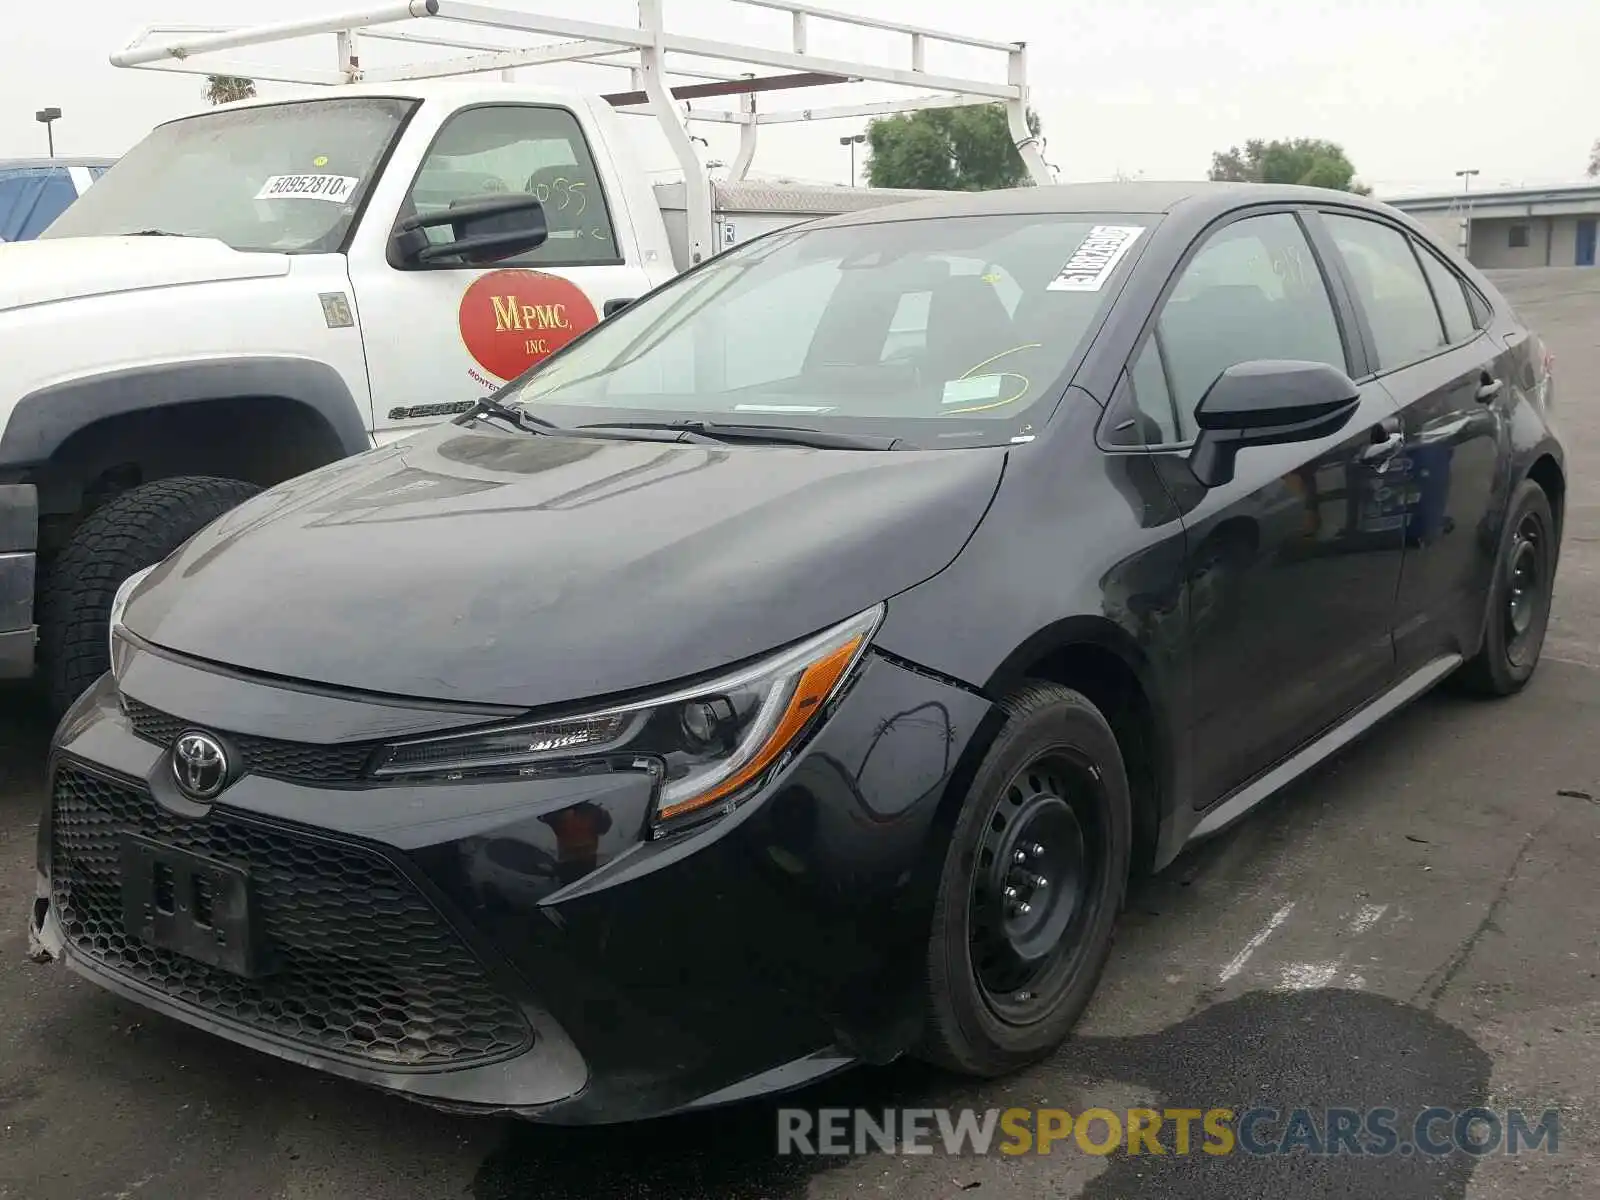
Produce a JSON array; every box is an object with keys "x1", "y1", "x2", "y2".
[
  {"x1": 392, "y1": 194, "x2": 548, "y2": 266},
  {"x1": 1188, "y1": 359, "x2": 1362, "y2": 488}
]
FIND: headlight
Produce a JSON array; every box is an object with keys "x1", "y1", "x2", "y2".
[
  {"x1": 108, "y1": 564, "x2": 156, "y2": 670},
  {"x1": 373, "y1": 605, "x2": 883, "y2": 824}
]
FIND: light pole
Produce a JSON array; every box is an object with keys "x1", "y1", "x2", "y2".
[
  {"x1": 36, "y1": 107, "x2": 61, "y2": 157},
  {"x1": 1455, "y1": 168, "x2": 1479, "y2": 260},
  {"x1": 840, "y1": 133, "x2": 865, "y2": 187}
]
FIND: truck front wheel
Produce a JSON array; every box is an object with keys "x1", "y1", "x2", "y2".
[{"x1": 39, "y1": 475, "x2": 262, "y2": 717}]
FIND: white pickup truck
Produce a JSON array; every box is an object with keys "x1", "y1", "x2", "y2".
[{"x1": 0, "y1": 0, "x2": 1050, "y2": 714}]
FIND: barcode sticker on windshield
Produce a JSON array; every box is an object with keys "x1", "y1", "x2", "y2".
[
  {"x1": 254, "y1": 174, "x2": 360, "y2": 203},
  {"x1": 1047, "y1": 225, "x2": 1145, "y2": 292}
]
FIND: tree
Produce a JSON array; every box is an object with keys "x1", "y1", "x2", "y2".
[
  {"x1": 865, "y1": 104, "x2": 1042, "y2": 191},
  {"x1": 1208, "y1": 137, "x2": 1371, "y2": 195},
  {"x1": 204, "y1": 75, "x2": 257, "y2": 106},
  {"x1": 1587, "y1": 138, "x2": 1600, "y2": 177}
]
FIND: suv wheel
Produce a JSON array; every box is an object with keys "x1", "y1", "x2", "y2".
[
  {"x1": 39, "y1": 475, "x2": 262, "y2": 717},
  {"x1": 918, "y1": 681, "x2": 1132, "y2": 1077}
]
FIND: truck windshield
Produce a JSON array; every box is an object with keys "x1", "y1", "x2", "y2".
[
  {"x1": 504, "y1": 211, "x2": 1155, "y2": 447},
  {"x1": 42, "y1": 97, "x2": 415, "y2": 253}
]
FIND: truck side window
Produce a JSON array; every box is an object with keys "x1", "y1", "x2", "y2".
[{"x1": 405, "y1": 104, "x2": 621, "y2": 268}]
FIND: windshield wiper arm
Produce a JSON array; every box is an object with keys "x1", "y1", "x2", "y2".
[
  {"x1": 575, "y1": 420, "x2": 899, "y2": 451},
  {"x1": 458, "y1": 395, "x2": 558, "y2": 434},
  {"x1": 121, "y1": 229, "x2": 194, "y2": 237}
]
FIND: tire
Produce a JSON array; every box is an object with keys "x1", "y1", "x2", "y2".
[
  {"x1": 39, "y1": 476, "x2": 262, "y2": 717},
  {"x1": 918, "y1": 681, "x2": 1133, "y2": 1077},
  {"x1": 1454, "y1": 478, "x2": 1557, "y2": 697}
]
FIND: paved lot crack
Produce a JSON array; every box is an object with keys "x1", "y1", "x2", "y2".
[{"x1": 1412, "y1": 819, "x2": 1550, "y2": 1012}]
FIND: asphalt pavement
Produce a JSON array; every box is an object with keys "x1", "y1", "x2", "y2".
[{"x1": 2, "y1": 268, "x2": 1596, "y2": 1200}]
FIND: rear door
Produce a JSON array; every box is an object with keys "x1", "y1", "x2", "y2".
[
  {"x1": 1101, "y1": 208, "x2": 1406, "y2": 806},
  {"x1": 349, "y1": 102, "x2": 658, "y2": 444},
  {"x1": 1310, "y1": 210, "x2": 1506, "y2": 674}
]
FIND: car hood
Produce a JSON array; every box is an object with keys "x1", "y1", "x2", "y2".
[
  {"x1": 125, "y1": 422, "x2": 1007, "y2": 709},
  {"x1": 0, "y1": 236, "x2": 287, "y2": 313}
]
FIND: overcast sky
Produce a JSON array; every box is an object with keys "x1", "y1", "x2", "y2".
[{"x1": 4, "y1": 0, "x2": 1596, "y2": 197}]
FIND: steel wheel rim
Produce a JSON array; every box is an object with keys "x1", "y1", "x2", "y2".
[
  {"x1": 1504, "y1": 512, "x2": 1546, "y2": 665},
  {"x1": 968, "y1": 752, "x2": 1108, "y2": 1025}
]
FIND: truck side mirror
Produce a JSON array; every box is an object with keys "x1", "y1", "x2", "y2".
[{"x1": 391, "y1": 194, "x2": 549, "y2": 266}]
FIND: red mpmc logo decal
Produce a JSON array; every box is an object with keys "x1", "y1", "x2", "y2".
[{"x1": 458, "y1": 269, "x2": 599, "y2": 381}]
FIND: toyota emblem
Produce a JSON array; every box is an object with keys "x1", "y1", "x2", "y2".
[{"x1": 172, "y1": 731, "x2": 229, "y2": 801}]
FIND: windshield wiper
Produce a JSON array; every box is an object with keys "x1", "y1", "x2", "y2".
[
  {"x1": 120, "y1": 229, "x2": 194, "y2": 237},
  {"x1": 575, "y1": 420, "x2": 899, "y2": 451},
  {"x1": 458, "y1": 395, "x2": 558, "y2": 435}
]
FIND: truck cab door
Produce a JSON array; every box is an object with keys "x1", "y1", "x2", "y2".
[{"x1": 347, "y1": 102, "x2": 659, "y2": 444}]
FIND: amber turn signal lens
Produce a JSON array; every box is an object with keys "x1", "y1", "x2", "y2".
[{"x1": 656, "y1": 634, "x2": 865, "y2": 820}]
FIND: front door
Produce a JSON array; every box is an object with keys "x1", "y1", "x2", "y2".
[
  {"x1": 1125, "y1": 210, "x2": 1405, "y2": 806},
  {"x1": 348, "y1": 102, "x2": 658, "y2": 444},
  {"x1": 1576, "y1": 219, "x2": 1596, "y2": 267},
  {"x1": 1314, "y1": 212, "x2": 1506, "y2": 672}
]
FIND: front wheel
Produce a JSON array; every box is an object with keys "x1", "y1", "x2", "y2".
[
  {"x1": 1454, "y1": 478, "x2": 1557, "y2": 697},
  {"x1": 38, "y1": 475, "x2": 262, "y2": 717},
  {"x1": 918, "y1": 681, "x2": 1132, "y2": 1077}
]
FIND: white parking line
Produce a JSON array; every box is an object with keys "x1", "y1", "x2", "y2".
[
  {"x1": 1218, "y1": 901, "x2": 1295, "y2": 982},
  {"x1": 1277, "y1": 962, "x2": 1340, "y2": 990},
  {"x1": 1349, "y1": 903, "x2": 1389, "y2": 934}
]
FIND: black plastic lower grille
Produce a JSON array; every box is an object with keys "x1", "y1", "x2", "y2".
[
  {"x1": 49, "y1": 764, "x2": 531, "y2": 1069},
  {"x1": 122, "y1": 697, "x2": 376, "y2": 785}
]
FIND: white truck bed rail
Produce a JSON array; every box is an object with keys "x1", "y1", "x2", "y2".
[{"x1": 111, "y1": 1, "x2": 1050, "y2": 264}]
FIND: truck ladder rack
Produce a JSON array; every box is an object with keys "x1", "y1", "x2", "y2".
[{"x1": 111, "y1": 0, "x2": 1052, "y2": 264}]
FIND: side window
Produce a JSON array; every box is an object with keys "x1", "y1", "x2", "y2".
[
  {"x1": 1413, "y1": 240, "x2": 1475, "y2": 345},
  {"x1": 405, "y1": 105, "x2": 620, "y2": 268},
  {"x1": 1322, "y1": 214, "x2": 1446, "y2": 370},
  {"x1": 1156, "y1": 212, "x2": 1347, "y2": 441},
  {"x1": 1102, "y1": 340, "x2": 1180, "y2": 447},
  {"x1": 1465, "y1": 286, "x2": 1492, "y2": 329}
]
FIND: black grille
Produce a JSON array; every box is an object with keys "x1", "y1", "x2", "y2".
[
  {"x1": 123, "y1": 698, "x2": 376, "y2": 785},
  {"x1": 50, "y1": 764, "x2": 532, "y2": 1069}
]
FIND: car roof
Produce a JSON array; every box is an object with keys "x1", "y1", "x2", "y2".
[
  {"x1": 808, "y1": 179, "x2": 1397, "y2": 229},
  {"x1": 0, "y1": 156, "x2": 117, "y2": 169}
]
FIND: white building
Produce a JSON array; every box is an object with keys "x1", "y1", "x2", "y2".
[{"x1": 1384, "y1": 183, "x2": 1600, "y2": 269}]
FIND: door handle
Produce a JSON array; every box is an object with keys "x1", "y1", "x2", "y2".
[
  {"x1": 603, "y1": 297, "x2": 635, "y2": 317},
  {"x1": 1360, "y1": 430, "x2": 1404, "y2": 467},
  {"x1": 1476, "y1": 375, "x2": 1503, "y2": 402}
]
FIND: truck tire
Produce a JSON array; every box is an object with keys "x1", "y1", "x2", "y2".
[{"x1": 39, "y1": 476, "x2": 262, "y2": 717}]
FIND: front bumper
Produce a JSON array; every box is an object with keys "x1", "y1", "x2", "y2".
[
  {"x1": 0, "y1": 483, "x2": 38, "y2": 678},
  {"x1": 30, "y1": 641, "x2": 993, "y2": 1123}
]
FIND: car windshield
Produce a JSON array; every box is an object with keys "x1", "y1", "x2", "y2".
[
  {"x1": 42, "y1": 97, "x2": 415, "y2": 253},
  {"x1": 504, "y1": 211, "x2": 1155, "y2": 447}
]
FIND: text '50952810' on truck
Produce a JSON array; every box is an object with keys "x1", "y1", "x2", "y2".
[{"x1": 0, "y1": 0, "x2": 1044, "y2": 715}]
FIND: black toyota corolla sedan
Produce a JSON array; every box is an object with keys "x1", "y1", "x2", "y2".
[{"x1": 30, "y1": 182, "x2": 1566, "y2": 1124}]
